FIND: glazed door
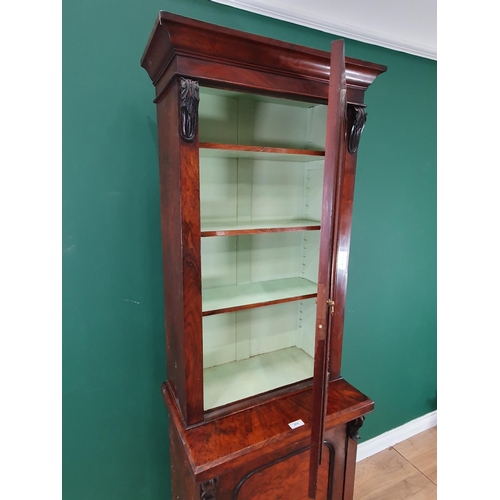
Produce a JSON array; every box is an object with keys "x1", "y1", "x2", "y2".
[{"x1": 308, "y1": 40, "x2": 347, "y2": 499}]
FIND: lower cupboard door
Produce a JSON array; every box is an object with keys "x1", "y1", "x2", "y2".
[{"x1": 233, "y1": 443, "x2": 334, "y2": 500}]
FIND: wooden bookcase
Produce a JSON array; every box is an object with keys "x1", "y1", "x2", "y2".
[{"x1": 141, "y1": 12, "x2": 386, "y2": 500}]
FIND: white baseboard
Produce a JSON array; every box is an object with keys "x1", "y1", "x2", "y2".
[{"x1": 357, "y1": 411, "x2": 437, "y2": 462}]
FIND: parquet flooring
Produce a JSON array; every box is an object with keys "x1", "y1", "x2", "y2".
[{"x1": 354, "y1": 427, "x2": 437, "y2": 499}]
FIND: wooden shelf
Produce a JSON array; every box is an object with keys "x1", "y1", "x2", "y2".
[
  {"x1": 201, "y1": 219, "x2": 321, "y2": 237},
  {"x1": 204, "y1": 346, "x2": 314, "y2": 410},
  {"x1": 202, "y1": 277, "x2": 317, "y2": 316},
  {"x1": 199, "y1": 142, "x2": 325, "y2": 162}
]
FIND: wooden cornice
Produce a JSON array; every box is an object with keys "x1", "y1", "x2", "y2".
[{"x1": 141, "y1": 11, "x2": 386, "y2": 103}]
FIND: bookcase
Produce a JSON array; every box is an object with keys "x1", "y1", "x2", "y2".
[{"x1": 141, "y1": 12, "x2": 386, "y2": 499}]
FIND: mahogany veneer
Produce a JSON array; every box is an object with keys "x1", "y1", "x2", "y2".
[
  {"x1": 199, "y1": 143, "x2": 325, "y2": 157},
  {"x1": 141, "y1": 11, "x2": 386, "y2": 500},
  {"x1": 164, "y1": 378, "x2": 372, "y2": 481}
]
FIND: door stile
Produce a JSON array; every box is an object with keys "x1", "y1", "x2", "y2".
[{"x1": 308, "y1": 40, "x2": 347, "y2": 500}]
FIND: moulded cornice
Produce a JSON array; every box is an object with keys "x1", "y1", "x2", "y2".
[{"x1": 141, "y1": 12, "x2": 387, "y2": 100}]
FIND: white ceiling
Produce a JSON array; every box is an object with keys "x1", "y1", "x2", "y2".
[{"x1": 211, "y1": 0, "x2": 437, "y2": 60}]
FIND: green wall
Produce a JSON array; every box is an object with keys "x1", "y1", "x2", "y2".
[{"x1": 63, "y1": 0, "x2": 436, "y2": 498}]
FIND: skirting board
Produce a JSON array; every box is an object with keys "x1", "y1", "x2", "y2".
[{"x1": 357, "y1": 410, "x2": 437, "y2": 462}]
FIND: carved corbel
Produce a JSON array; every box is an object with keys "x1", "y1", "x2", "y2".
[
  {"x1": 347, "y1": 104, "x2": 367, "y2": 155},
  {"x1": 200, "y1": 478, "x2": 218, "y2": 500},
  {"x1": 179, "y1": 77, "x2": 200, "y2": 142},
  {"x1": 347, "y1": 416, "x2": 365, "y2": 441}
]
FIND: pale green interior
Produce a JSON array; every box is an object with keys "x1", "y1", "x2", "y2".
[{"x1": 199, "y1": 87, "x2": 327, "y2": 410}]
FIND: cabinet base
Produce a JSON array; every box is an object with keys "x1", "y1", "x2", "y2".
[{"x1": 164, "y1": 378, "x2": 372, "y2": 500}]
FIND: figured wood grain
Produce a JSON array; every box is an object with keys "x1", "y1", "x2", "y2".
[
  {"x1": 234, "y1": 443, "x2": 333, "y2": 500},
  {"x1": 156, "y1": 77, "x2": 189, "y2": 421},
  {"x1": 199, "y1": 142, "x2": 325, "y2": 159},
  {"x1": 201, "y1": 219, "x2": 321, "y2": 237},
  {"x1": 208, "y1": 423, "x2": 347, "y2": 500},
  {"x1": 176, "y1": 77, "x2": 205, "y2": 426},
  {"x1": 163, "y1": 377, "x2": 373, "y2": 483},
  {"x1": 141, "y1": 12, "x2": 387, "y2": 105}
]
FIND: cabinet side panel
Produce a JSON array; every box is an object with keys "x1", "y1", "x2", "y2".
[
  {"x1": 156, "y1": 82, "x2": 187, "y2": 417},
  {"x1": 156, "y1": 78, "x2": 204, "y2": 424},
  {"x1": 342, "y1": 433, "x2": 359, "y2": 500},
  {"x1": 178, "y1": 79, "x2": 204, "y2": 425},
  {"x1": 170, "y1": 423, "x2": 199, "y2": 500}
]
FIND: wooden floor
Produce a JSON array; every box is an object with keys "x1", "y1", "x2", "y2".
[{"x1": 354, "y1": 427, "x2": 437, "y2": 499}]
